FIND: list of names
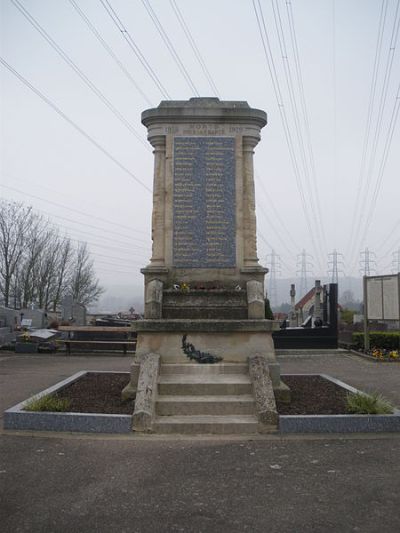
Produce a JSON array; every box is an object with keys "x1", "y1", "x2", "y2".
[{"x1": 173, "y1": 137, "x2": 236, "y2": 268}]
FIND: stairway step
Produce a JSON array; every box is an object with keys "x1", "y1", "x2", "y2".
[
  {"x1": 160, "y1": 363, "x2": 248, "y2": 375},
  {"x1": 158, "y1": 374, "x2": 252, "y2": 396},
  {"x1": 156, "y1": 395, "x2": 255, "y2": 415},
  {"x1": 153, "y1": 415, "x2": 261, "y2": 434}
]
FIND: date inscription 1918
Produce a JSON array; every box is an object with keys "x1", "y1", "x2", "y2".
[{"x1": 173, "y1": 137, "x2": 235, "y2": 268}]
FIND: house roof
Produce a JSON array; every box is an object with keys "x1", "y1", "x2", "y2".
[{"x1": 295, "y1": 287, "x2": 316, "y2": 310}]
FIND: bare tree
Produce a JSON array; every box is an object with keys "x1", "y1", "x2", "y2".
[
  {"x1": 68, "y1": 242, "x2": 104, "y2": 306},
  {"x1": 0, "y1": 201, "x2": 33, "y2": 307},
  {"x1": 0, "y1": 200, "x2": 103, "y2": 310},
  {"x1": 18, "y1": 215, "x2": 49, "y2": 308},
  {"x1": 50, "y1": 237, "x2": 73, "y2": 312}
]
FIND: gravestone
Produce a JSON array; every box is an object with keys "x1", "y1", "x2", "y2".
[{"x1": 123, "y1": 98, "x2": 284, "y2": 400}]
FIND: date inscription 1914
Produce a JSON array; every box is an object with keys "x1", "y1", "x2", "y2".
[{"x1": 173, "y1": 137, "x2": 235, "y2": 268}]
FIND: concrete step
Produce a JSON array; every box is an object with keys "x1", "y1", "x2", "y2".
[
  {"x1": 153, "y1": 414, "x2": 260, "y2": 434},
  {"x1": 156, "y1": 394, "x2": 255, "y2": 415},
  {"x1": 158, "y1": 374, "x2": 252, "y2": 396},
  {"x1": 160, "y1": 363, "x2": 248, "y2": 375}
]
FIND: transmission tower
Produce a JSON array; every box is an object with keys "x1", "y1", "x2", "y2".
[
  {"x1": 359, "y1": 247, "x2": 376, "y2": 276},
  {"x1": 327, "y1": 249, "x2": 345, "y2": 283},
  {"x1": 296, "y1": 249, "x2": 313, "y2": 298},
  {"x1": 265, "y1": 250, "x2": 281, "y2": 308},
  {"x1": 392, "y1": 248, "x2": 400, "y2": 273}
]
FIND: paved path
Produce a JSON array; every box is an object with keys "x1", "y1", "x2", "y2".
[{"x1": 1, "y1": 352, "x2": 400, "y2": 533}]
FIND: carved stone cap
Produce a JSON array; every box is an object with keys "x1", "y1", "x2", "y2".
[{"x1": 142, "y1": 97, "x2": 267, "y2": 128}]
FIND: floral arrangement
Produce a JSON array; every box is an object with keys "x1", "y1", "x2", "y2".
[
  {"x1": 371, "y1": 347, "x2": 399, "y2": 360},
  {"x1": 181, "y1": 335, "x2": 223, "y2": 364},
  {"x1": 172, "y1": 282, "x2": 242, "y2": 292}
]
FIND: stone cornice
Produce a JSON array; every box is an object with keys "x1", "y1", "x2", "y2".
[{"x1": 142, "y1": 97, "x2": 267, "y2": 129}]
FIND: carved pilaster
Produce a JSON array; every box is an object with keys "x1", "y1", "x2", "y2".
[
  {"x1": 242, "y1": 136, "x2": 260, "y2": 267},
  {"x1": 149, "y1": 135, "x2": 166, "y2": 266}
]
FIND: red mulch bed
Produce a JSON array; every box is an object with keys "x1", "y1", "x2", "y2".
[
  {"x1": 51, "y1": 372, "x2": 350, "y2": 416},
  {"x1": 55, "y1": 373, "x2": 134, "y2": 414},
  {"x1": 277, "y1": 375, "x2": 348, "y2": 415}
]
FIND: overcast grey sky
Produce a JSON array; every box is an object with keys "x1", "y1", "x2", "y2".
[{"x1": 1, "y1": 0, "x2": 399, "y2": 305}]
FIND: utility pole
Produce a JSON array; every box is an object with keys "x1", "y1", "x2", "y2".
[
  {"x1": 392, "y1": 248, "x2": 400, "y2": 273},
  {"x1": 296, "y1": 249, "x2": 313, "y2": 298},
  {"x1": 359, "y1": 248, "x2": 376, "y2": 276},
  {"x1": 327, "y1": 249, "x2": 345, "y2": 283},
  {"x1": 289, "y1": 283, "x2": 297, "y2": 326},
  {"x1": 265, "y1": 250, "x2": 281, "y2": 308}
]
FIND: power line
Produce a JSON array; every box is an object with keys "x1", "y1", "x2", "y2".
[
  {"x1": 345, "y1": 0, "x2": 388, "y2": 257},
  {"x1": 169, "y1": 0, "x2": 220, "y2": 96},
  {"x1": 28, "y1": 210, "x2": 150, "y2": 254},
  {"x1": 0, "y1": 57, "x2": 152, "y2": 193},
  {"x1": 255, "y1": 171, "x2": 299, "y2": 252},
  {"x1": 67, "y1": 0, "x2": 154, "y2": 108},
  {"x1": 0, "y1": 182, "x2": 149, "y2": 241},
  {"x1": 37, "y1": 213, "x2": 150, "y2": 254},
  {"x1": 1, "y1": 196, "x2": 150, "y2": 259},
  {"x1": 252, "y1": 0, "x2": 323, "y2": 271},
  {"x1": 100, "y1": 0, "x2": 171, "y2": 99},
  {"x1": 285, "y1": 0, "x2": 327, "y2": 248},
  {"x1": 331, "y1": 0, "x2": 337, "y2": 247},
  {"x1": 271, "y1": 0, "x2": 326, "y2": 256},
  {"x1": 358, "y1": 79, "x2": 400, "y2": 248},
  {"x1": 141, "y1": 0, "x2": 200, "y2": 96},
  {"x1": 11, "y1": 0, "x2": 150, "y2": 151},
  {"x1": 375, "y1": 217, "x2": 400, "y2": 254},
  {"x1": 256, "y1": 197, "x2": 297, "y2": 260},
  {"x1": 348, "y1": 1, "x2": 400, "y2": 265}
]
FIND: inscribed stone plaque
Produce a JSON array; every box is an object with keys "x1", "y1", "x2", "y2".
[{"x1": 173, "y1": 137, "x2": 235, "y2": 268}]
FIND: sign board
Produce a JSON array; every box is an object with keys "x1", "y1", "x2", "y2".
[
  {"x1": 365, "y1": 274, "x2": 400, "y2": 321},
  {"x1": 363, "y1": 273, "x2": 400, "y2": 351},
  {"x1": 21, "y1": 318, "x2": 32, "y2": 327}
]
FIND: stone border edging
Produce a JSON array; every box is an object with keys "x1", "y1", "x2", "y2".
[
  {"x1": 4, "y1": 371, "x2": 400, "y2": 435},
  {"x1": 279, "y1": 374, "x2": 400, "y2": 434},
  {"x1": 3, "y1": 371, "x2": 132, "y2": 434}
]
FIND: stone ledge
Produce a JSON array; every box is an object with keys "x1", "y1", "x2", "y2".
[
  {"x1": 279, "y1": 374, "x2": 400, "y2": 434},
  {"x1": 3, "y1": 371, "x2": 132, "y2": 434},
  {"x1": 248, "y1": 355, "x2": 278, "y2": 427},
  {"x1": 132, "y1": 319, "x2": 278, "y2": 333}
]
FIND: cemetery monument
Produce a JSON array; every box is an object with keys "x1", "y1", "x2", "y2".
[{"x1": 123, "y1": 98, "x2": 288, "y2": 433}]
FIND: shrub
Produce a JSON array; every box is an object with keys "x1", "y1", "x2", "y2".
[
  {"x1": 346, "y1": 392, "x2": 394, "y2": 415},
  {"x1": 265, "y1": 298, "x2": 274, "y2": 320},
  {"x1": 24, "y1": 395, "x2": 70, "y2": 412},
  {"x1": 352, "y1": 331, "x2": 400, "y2": 351}
]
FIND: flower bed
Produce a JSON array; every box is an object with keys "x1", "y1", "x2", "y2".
[{"x1": 4, "y1": 372, "x2": 400, "y2": 434}]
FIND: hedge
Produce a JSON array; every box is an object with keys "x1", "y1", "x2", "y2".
[{"x1": 352, "y1": 331, "x2": 400, "y2": 350}]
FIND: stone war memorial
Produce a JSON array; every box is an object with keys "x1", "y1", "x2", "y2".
[{"x1": 122, "y1": 97, "x2": 289, "y2": 434}]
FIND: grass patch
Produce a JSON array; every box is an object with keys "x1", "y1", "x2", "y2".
[
  {"x1": 24, "y1": 394, "x2": 71, "y2": 412},
  {"x1": 346, "y1": 392, "x2": 394, "y2": 415}
]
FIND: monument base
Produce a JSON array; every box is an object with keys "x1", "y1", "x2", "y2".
[{"x1": 122, "y1": 319, "x2": 288, "y2": 402}]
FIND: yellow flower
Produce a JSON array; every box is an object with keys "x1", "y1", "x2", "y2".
[{"x1": 180, "y1": 282, "x2": 189, "y2": 293}]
